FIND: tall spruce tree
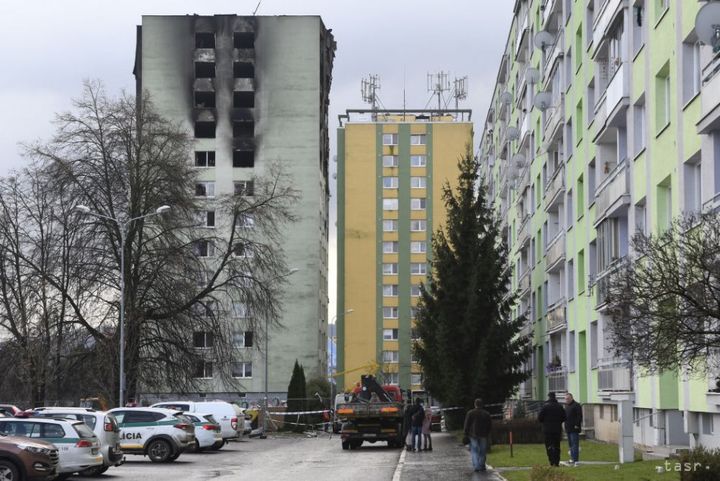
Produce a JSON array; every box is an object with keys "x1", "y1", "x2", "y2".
[
  {"x1": 414, "y1": 151, "x2": 531, "y2": 416},
  {"x1": 286, "y1": 360, "x2": 307, "y2": 431}
]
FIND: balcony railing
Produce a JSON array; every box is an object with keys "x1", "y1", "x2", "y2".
[
  {"x1": 547, "y1": 301, "x2": 566, "y2": 332},
  {"x1": 518, "y1": 268, "x2": 531, "y2": 296},
  {"x1": 516, "y1": 214, "x2": 530, "y2": 248},
  {"x1": 598, "y1": 358, "x2": 632, "y2": 392},
  {"x1": 543, "y1": 94, "x2": 564, "y2": 141},
  {"x1": 515, "y1": 12, "x2": 529, "y2": 60},
  {"x1": 700, "y1": 52, "x2": 720, "y2": 133},
  {"x1": 591, "y1": 0, "x2": 625, "y2": 57},
  {"x1": 548, "y1": 367, "x2": 568, "y2": 393},
  {"x1": 544, "y1": 167, "x2": 565, "y2": 210},
  {"x1": 545, "y1": 233, "x2": 566, "y2": 272},
  {"x1": 541, "y1": 0, "x2": 559, "y2": 29},
  {"x1": 595, "y1": 257, "x2": 626, "y2": 309},
  {"x1": 542, "y1": 30, "x2": 564, "y2": 84},
  {"x1": 594, "y1": 161, "x2": 630, "y2": 225}
]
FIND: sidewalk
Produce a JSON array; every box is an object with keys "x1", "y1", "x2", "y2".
[{"x1": 398, "y1": 432, "x2": 505, "y2": 481}]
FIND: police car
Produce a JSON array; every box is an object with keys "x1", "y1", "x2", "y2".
[{"x1": 107, "y1": 407, "x2": 195, "y2": 463}]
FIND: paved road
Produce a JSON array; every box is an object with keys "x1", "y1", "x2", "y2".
[{"x1": 99, "y1": 433, "x2": 402, "y2": 481}]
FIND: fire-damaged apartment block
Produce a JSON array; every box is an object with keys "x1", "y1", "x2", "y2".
[{"x1": 133, "y1": 15, "x2": 335, "y2": 402}]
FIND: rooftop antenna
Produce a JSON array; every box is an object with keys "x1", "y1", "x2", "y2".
[
  {"x1": 427, "y1": 71, "x2": 450, "y2": 113},
  {"x1": 452, "y1": 76, "x2": 468, "y2": 110},
  {"x1": 361, "y1": 75, "x2": 381, "y2": 113},
  {"x1": 252, "y1": 0, "x2": 262, "y2": 15}
]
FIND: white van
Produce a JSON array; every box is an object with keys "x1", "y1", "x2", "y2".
[{"x1": 150, "y1": 401, "x2": 240, "y2": 447}]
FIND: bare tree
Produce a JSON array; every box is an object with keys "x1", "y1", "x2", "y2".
[
  {"x1": 12, "y1": 81, "x2": 298, "y2": 404},
  {"x1": 604, "y1": 212, "x2": 720, "y2": 374}
]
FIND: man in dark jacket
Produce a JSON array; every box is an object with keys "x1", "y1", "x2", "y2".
[
  {"x1": 406, "y1": 398, "x2": 425, "y2": 452},
  {"x1": 538, "y1": 392, "x2": 566, "y2": 466},
  {"x1": 565, "y1": 392, "x2": 583, "y2": 465},
  {"x1": 463, "y1": 398, "x2": 492, "y2": 472}
]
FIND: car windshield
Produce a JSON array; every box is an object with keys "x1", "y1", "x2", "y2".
[
  {"x1": 204, "y1": 414, "x2": 218, "y2": 424},
  {"x1": 73, "y1": 422, "x2": 96, "y2": 438}
]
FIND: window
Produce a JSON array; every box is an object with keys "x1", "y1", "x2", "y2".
[
  {"x1": 577, "y1": 250, "x2": 585, "y2": 294},
  {"x1": 590, "y1": 321, "x2": 598, "y2": 368},
  {"x1": 383, "y1": 329, "x2": 399, "y2": 340},
  {"x1": 634, "y1": 97, "x2": 646, "y2": 154},
  {"x1": 411, "y1": 177, "x2": 427, "y2": 189},
  {"x1": 382, "y1": 351, "x2": 399, "y2": 363},
  {"x1": 410, "y1": 134, "x2": 427, "y2": 145},
  {"x1": 383, "y1": 307, "x2": 399, "y2": 319},
  {"x1": 702, "y1": 413, "x2": 714, "y2": 435},
  {"x1": 195, "y1": 32, "x2": 215, "y2": 49},
  {"x1": 684, "y1": 154, "x2": 702, "y2": 214},
  {"x1": 567, "y1": 259, "x2": 575, "y2": 300},
  {"x1": 194, "y1": 91, "x2": 215, "y2": 108},
  {"x1": 384, "y1": 372, "x2": 399, "y2": 385},
  {"x1": 233, "y1": 62, "x2": 254, "y2": 78},
  {"x1": 383, "y1": 263, "x2": 399, "y2": 275},
  {"x1": 576, "y1": 100, "x2": 583, "y2": 140},
  {"x1": 575, "y1": 25, "x2": 583, "y2": 70},
  {"x1": 232, "y1": 362, "x2": 252, "y2": 378},
  {"x1": 568, "y1": 331, "x2": 576, "y2": 371},
  {"x1": 411, "y1": 198, "x2": 427, "y2": 210},
  {"x1": 383, "y1": 241, "x2": 399, "y2": 254},
  {"x1": 411, "y1": 263, "x2": 427, "y2": 275},
  {"x1": 232, "y1": 303, "x2": 251, "y2": 319},
  {"x1": 232, "y1": 242, "x2": 253, "y2": 258},
  {"x1": 233, "y1": 120, "x2": 254, "y2": 138},
  {"x1": 382, "y1": 134, "x2": 398, "y2": 145},
  {"x1": 411, "y1": 328, "x2": 420, "y2": 340},
  {"x1": 655, "y1": 63, "x2": 671, "y2": 131},
  {"x1": 233, "y1": 331, "x2": 253, "y2": 348},
  {"x1": 655, "y1": 0, "x2": 669, "y2": 22},
  {"x1": 234, "y1": 181, "x2": 254, "y2": 196},
  {"x1": 657, "y1": 176, "x2": 672, "y2": 231},
  {"x1": 383, "y1": 284, "x2": 399, "y2": 297},
  {"x1": 237, "y1": 214, "x2": 255, "y2": 229},
  {"x1": 195, "y1": 182, "x2": 215, "y2": 198},
  {"x1": 195, "y1": 151, "x2": 216, "y2": 168},
  {"x1": 410, "y1": 220, "x2": 427, "y2": 232},
  {"x1": 411, "y1": 155, "x2": 427, "y2": 167},
  {"x1": 193, "y1": 331, "x2": 214, "y2": 349},
  {"x1": 635, "y1": 199, "x2": 647, "y2": 234},
  {"x1": 195, "y1": 121, "x2": 216, "y2": 138},
  {"x1": 633, "y1": 1, "x2": 645, "y2": 56},
  {"x1": 233, "y1": 32, "x2": 255, "y2": 49},
  {"x1": 410, "y1": 284, "x2": 421, "y2": 297},
  {"x1": 682, "y1": 39, "x2": 702, "y2": 104},
  {"x1": 714, "y1": 132, "x2": 720, "y2": 196},
  {"x1": 577, "y1": 176, "x2": 584, "y2": 218},
  {"x1": 411, "y1": 373, "x2": 423, "y2": 385},
  {"x1": 411, "y1": 241, "x2": 427, "y2": 253},
  {"x1": 383, "y1": 177, "x2": 399, "y2": 189},
  {"x1": 233, "y1": 91, "x2": 255, "y2": 108},
  {"x1": 199, "y1": 210, "x2": 215, "y2": 228},
  {"x1": 588, "y1": 160, "x2": 596, "y2": 202},
  {"x1": 195, "y1": 62, "x2": 215, "y2": 78},
  {"x1": 565, "y1": 119, "x2": 574, "y2": 159},
  {"x1": 233, "y1": 150, "x2": 255, "y2": 168},
  {"x1": 383, "y1": 198, "x2": 399, "y2": 211},
  {"x1": 383, "y1": 220, "x2": 398, "y2": 232},
  {"x1": 383, "y1": 155, "x2": 399, "y2": 167},
  {"x1": 194, "y1": 240, "x2": 215, "y2": 258}
]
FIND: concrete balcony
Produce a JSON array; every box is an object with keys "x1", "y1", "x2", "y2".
[
  {"x1": 598, "y1": 358, "x2": 632, "y2": 392},
  {"x1": 519, "y1": 113, "x2": 532, "y2": 151},
  {"x1": 545, "y1": 233, "x2": 566, "y2": 273},
  {"x1": 543, "y1": 94, "x2": 564, "y2": 142},
  {"x1": 517, "y1": 268, "x2": 531, "y2": 297},
  {"x1": 593, "y1": 63, "x2": 629, "y2": 140},
  {"x1": 546, "y1": 301, "x2": 566, "y2": 333},
  {"x1": 594, "y1": 161, "x2": 630, "y2": 226},
  {"x1": 595, "y1": 257, "x2": 626, "y2": 310},
  {"x1": 698, "y1": 52, "x2": 720, "y2": 135},
  {"x1": 193, "y1": 48, "x2": 216, "y2": 62},
  {"x1": 548, "y1": 367, "x2": 568, "y2": 393},
  {"x1": 544, "y1": 167, "x2": 565, "y2": 211},
  {"x1": 542, "y1": 30, "x2": 564, "y2": 86},
  {"x1": 540, "y1": 0, "x2": 560, "y2": 30},
  {"x1": 591, "y1": 0, "x2": 626, "y2": 58},
  {"x1": 516, "y1": 215, "x2": 531, "y2": 248},
  {"x1": 515, "y1": 12, "x2": 529, "y2": 61}
]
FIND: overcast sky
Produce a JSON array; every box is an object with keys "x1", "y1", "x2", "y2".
[{"x1": 0, "y1": 0, "x2": 513, "y2": 319}]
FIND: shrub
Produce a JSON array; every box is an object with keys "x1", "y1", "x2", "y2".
[
  {"x1": 529, "y1": 465, "x2": 577, "y2": 481},
  {"x1": 678, "y1": 446, "x2": 720, "y2": 481}
]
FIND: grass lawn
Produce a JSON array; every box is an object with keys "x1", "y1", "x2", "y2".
[
  {"x1": 487, "y1": 440, "x2": 634, "y2": 467},
  {"x1": 500, "y1": 461, "x2": 678, "y2": 481}
]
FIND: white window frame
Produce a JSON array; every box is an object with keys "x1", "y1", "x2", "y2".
[
  {"x1": 410, "y1": 241, "x2": 427, "y2": 253},
  {"x1": 411, "y1": 263, "x2": 427, "y2": 275},
  {"x1": 383, "y1": 177, "x2": 399, "y2": 189},
  {"x1": 410, "y1": 373, "x2": 423, "y2": 385},
  {"x1": 232, "y1": 330, "x2": 253, "y2": 348},
  {"x1": 382, "y1": 134, "x2": 398, "y2": 145},
  {"x1": 194, "y1": 151, "x2": 216, "y2": 168},
  {"x1": 410, "y1": 134, "x2": 427, "y2": 145},
  {"x1": 382, "y1": 263, "x2": 399, "y2": 275},
  {"x1": 383, "y1": 198, "x2": 399, "y2": 211},
  {"x1": 195, "y1": 181, "x2": 216, "y2": 198},
  {"x1": 231, "y1": 361, "x2": 253, "y2": 379},
  {"x1": 199, "y1": 210, "x2": 215, "y2": 228},
  {"x1": 411, "y1": 220, "x2": 427, "y2": 232},
  {"x1": 194, "y1": 361, "x2": 213, "y2": 379},
  {"x1": 411, "y1": 155, "x2": 427, "y2": 167},
  {"x1": 383, "y1": 155, "x2": 399, "y2": 167},
  {"x1": 383, "y1": 284, "x2": 399, "y2": 297},
  {"x1": 195, "y1": 240, "x2": 215, "y2": 258},
  {"x1": 383, "y1": 328, "x2": 399, "y2": 340},
  {"x1": 411, "y1": 198, "x2": 427, "y2": 210},
  {"x1": 383, "y1": 220, "x2": 398, "y2": 232},
  {"x1": 382, "y1": 350, "x2": 399, "y2": 363},
  {"x1": 383, "y1": 241, "x2": 399, "y2": 253},
  {"x1": 411, "y1": 177, "x2": 427, "y2": 189},
  {"x1": 382, "y1": 307, "x2": 399, "y2": 319},
  {"x1": 410, "y1": 284, "x2": 421, "y2": 297}
]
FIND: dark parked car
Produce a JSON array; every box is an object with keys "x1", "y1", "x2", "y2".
[{"x1": 0, "y1": 433, "x2": 58, "y2": 481}]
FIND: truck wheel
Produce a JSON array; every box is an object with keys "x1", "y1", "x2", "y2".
[
  {"x1": 341, "y1": 440, "x2": 349, "y2": 450},
  {"x1": 0, "y1": 461, "x2": 19, "y2": 481},
  {"x1": 147, "y1": 439, "x2": 172, "y2": 463}
]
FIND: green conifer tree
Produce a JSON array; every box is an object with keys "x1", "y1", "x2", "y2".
[{"x1": 286, "y1": 360, "x2": 307, "y2": 431}]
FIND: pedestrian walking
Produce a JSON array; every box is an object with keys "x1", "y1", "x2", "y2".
[
  {"x1": 463, "y1": 398, "x2": 492, "y2": 472},
  {"x1": 538, "y1": 392, "x2": 566, "y2": 466},
  {"x1": 407, "y1": 398, "x2": 425, "y2": 452},
  {"x1": 564, "y1": 392, "x2": 583, "y2": 466},
  {"x1": 403, "y1": 400, "x2": 413, "y2": 450},
  {"x1": 422, "y1": 409, "x2": 433, "y2": 451}
]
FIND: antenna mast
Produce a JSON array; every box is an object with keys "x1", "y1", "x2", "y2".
[
  {"x1": 427, "y1": 71, "x2": 450, "y2": 113},
  {"x1": 361, "y1": 75, "x2": 381, "y2": 113},
  {"x1": 453, "y1": 76, "x2": 468, "y2": 110}
]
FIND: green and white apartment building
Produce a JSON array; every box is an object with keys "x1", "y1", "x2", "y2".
[{"x1": 480, "y1": 0, "x2": 720, "y2": 453}]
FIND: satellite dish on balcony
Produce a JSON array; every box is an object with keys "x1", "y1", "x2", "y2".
[
  {"x1": 695, "y1": 3, "x2": 720, "y2": 53},
  {"x1": 533, "y1": 91, "x2": 553, "y2": 112},
  {"x1": 525, "y1": 68, "x2": 540, "y2": 85},
  {"x1": 512, "y1": 153, "x2": 527, "y2": 168},
  {"x1": 507, "y1": 126, "x2": 521, "y2": 141},
  {"x1": 533, "y1": 31, "x2": 555, "y2": 51},
  {"x1": 500, "y1": 91, "x2": 513, "y2": 105}
]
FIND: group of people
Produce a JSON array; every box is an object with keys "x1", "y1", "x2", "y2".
[
  {"x1": 461, "y1": 392, "x2": 583, "y2": 473},
  {"x1": 403, "y1": 398, "x2": 434, "y2": 452}
]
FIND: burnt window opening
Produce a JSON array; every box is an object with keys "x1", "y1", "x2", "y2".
[
  {"x1": 233, "y1": 150, "x2": 255, "y2": 168},
  {"x1": 233, "y1": 91, "x2": 255, "y2": 108},
  {"x1": 195, "y1": 62, "x2": 216, "y2": 79},
  {"x1": 194, "y1": 91, "x2": 216, "y2": 108},
  {"x1": 195, "y1": 32, "x2": 215, "y2": 49},
  {"x1": 233, "y1": 62, "x2": 255, "y2": 78},
  {"x1": 195, "y1": 151, "x2": 215, "y2": 167},
  {"x1": 195, "y1": 121, "x2": 216, "y2": 138},
  {"x1": 234, "y1": 32, "x2": 255, "y2": 49},
  {"x1": 233, "y1": 120, "x2": 254, "y2": 138}
]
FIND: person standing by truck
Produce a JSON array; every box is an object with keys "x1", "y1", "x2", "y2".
[
  {"x1": 406, "y1": 398, "x2": 425, "y2": 452},
  {"x1": 421, "y1": 408, "x2": 433, "y2": 451}
]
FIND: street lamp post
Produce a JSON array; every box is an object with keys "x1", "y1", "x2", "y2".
[{"x1": 74, "y1": 204, "x2": 171, "y2": 407}]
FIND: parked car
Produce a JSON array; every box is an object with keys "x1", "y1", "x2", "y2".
[
  {"x1": 0, "y1": 433, "x2": 58, "y2": 481},
  {"x1": 0, "y1": 417, "x2": 102, "y2": 479},
  {"x1": 230, "y1": 403, "x2": 252, "y2": 435},
  {"x1": 150, "y1": 401, "x2": 240, "y2": 447},
  {"x1": 33, "y1": 407, "x2": 123, "y2": 476},
  {"x1": 182, "y1": 413, "x2": 222, "y2": 452},
  {"x1": 107, "y1": 407, "x2": 195, "y2": 463}
]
